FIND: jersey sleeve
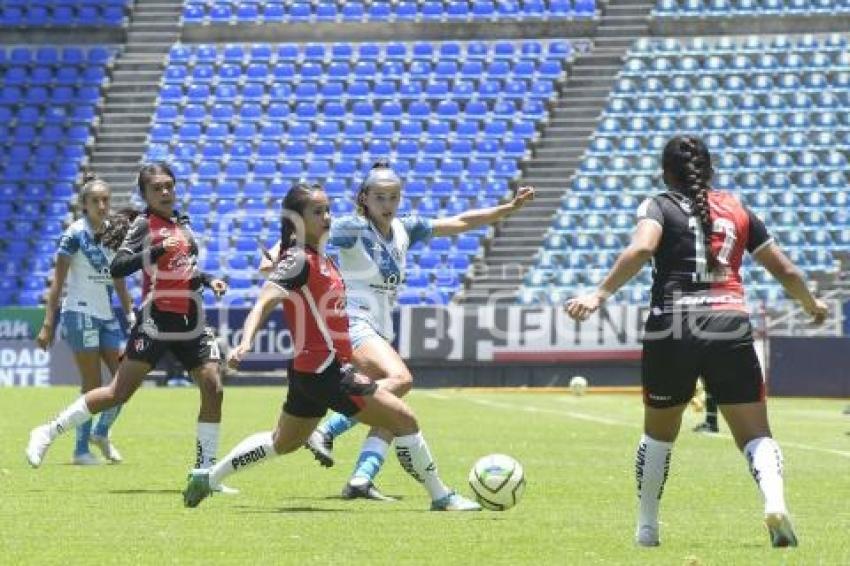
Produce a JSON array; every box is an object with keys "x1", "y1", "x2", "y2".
[
  {"x1": 745, "y1": 207, "x2": 773, "y2": 254},
  {"x1": 267, "y1": 248, "x2": 310, "y2": 291},
  {"x1": 400, "y1": 215, "x2": 434, "y2": 246},
  {"x1": 56, "y1": 226, "x2": 80, "y2": 256},
  {"x1": 328, "y1": 216, "x2": 361, "y2": 249},
  {"x1": 636, "y1": 197, "x2": 664, "y2": 228},
  {"x1": 119, "y1": 216, "x2": 150, "y2": 254}
]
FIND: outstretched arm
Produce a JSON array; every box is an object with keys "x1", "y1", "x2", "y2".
[
  {"x1": 431, "y1": 186, "x2": 534, "y2": 237},
  {"x1": 565, "y1": 220, "x2": 662, "y2": 321},
  {"x1": 753, "y1": 242, "x2": 827, "y2": 324},
  {"x1": 227, "y1": 282, "x2": 287, "y2": 368}
]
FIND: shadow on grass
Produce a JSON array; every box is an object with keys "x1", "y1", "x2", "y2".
[{"x1": 109, "y1": 489, "x2": 182, "y2": 495}]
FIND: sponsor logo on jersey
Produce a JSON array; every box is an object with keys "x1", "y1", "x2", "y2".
[{"x1": 674, "y1": 294, "x2": 744, "y2": 306}]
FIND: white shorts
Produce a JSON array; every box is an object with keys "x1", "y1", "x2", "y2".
[{"x1": 348, "y1": 314, "x2": 392, "y2": 351}]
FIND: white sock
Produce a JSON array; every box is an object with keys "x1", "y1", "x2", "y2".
[
  {"x1": 195, "y1": 422, "x2": 220, "y2": 468},
  {"x1": 209, "y1": 431, "x2": 276, "y2": 487},
  {"x1": 635, "y1": 434, "x2": 673, "y2": 529},
  {"x1": 395, "y1": 432, "x2": 451, "y2": 501},
  {"x1": 49, "y1": 396, "x2": 92, "y2": 439},
  {"x1": 744, "y1": 437, "x2": 787, "y2": 515}
]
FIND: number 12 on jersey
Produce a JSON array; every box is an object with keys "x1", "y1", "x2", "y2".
[{"x1": 689, "y1": 217, "x2": 737, "y2": 283}]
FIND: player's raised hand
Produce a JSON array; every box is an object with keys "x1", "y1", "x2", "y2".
[
  {"x1": 510, "y1": 186, "x2": 535, "y2": 210},
  {"x1": 806, "y1": 298, "x2": 828, "y2": 325},
  {"x1": 565, "y1": 292, "x2": 603, "y2": 322},
  {"x1": 227, "y1": 343, "x2": 250, "y2": 370}
]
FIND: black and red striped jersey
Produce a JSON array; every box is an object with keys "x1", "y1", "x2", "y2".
[
  {"x1": 267, "y1": 246, "x2": 352, "y2": 373},
  {"x1": 637, "y1": 190, "x2": 772, "y2": 314}
]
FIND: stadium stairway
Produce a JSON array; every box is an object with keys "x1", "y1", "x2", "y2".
[
  {"x1": 462, "y1": 0, "x2": 653, "y2": 304},
  {"x1": 88, "y1": 0, "x2": 182, "y2": 203}
]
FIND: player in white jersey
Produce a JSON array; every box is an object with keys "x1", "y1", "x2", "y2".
[
  {"x1": 261, "y1": 160, "x2": 534, "y2": 499},
  {"x1": 35, "y1": 172, "x2": 135, "y2": 465}
]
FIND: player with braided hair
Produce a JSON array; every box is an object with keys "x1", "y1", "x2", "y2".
[
  {"x1": 566, "y1": 135, "x2": 827, "y2": 548},
  {"x1": 34, "y1": 172, "x2": 134, "y2": 465}
]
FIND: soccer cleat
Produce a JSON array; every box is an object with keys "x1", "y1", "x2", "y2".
[
  {"x1": 304, "y1": 429, "x2": 334, "y2": 468},
  {"x1": 341, "y1": 480, "x2": 396, "y2": 502},
  {"x1": 430, "y1": 491, "x2": 481, "y2": 511},
  {"x1": 765, "y1": 513, "x2": 799, "y2": 548},
  {"x1": 183, "y1": 469, "x2": 213, "y2": 508},
  {"x1": 25, "y1": 424, "x2": 53, "y2": 468},
  {"x1": 90, "y1": 434, "x2": 123, "y2": 463},
  {"x1": 692, "y1": 422, "x2": 719, "y2": 434},
  {"x1": 635, "y1": 524, "x2": 660, "y2": 547},
  {"x1": 72, "y1": 452, "x2": 104, "y2": 466}
]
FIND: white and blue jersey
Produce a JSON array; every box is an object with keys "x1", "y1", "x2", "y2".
[
  {"x1": 56, "y1": 219, "x2": 125, "y2": 352},
  {"x1": 329, "y1": 215, "x2": 433, "y2": 342}
]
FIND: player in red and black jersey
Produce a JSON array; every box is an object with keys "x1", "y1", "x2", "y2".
[
  {"x1": 26, "y1": 163, "x2": 232, "y2": 481},
  {"x1": 566, "y1": 136, "x2": 827, "y2": 548},
  {"x1": 182, "y1": 182, "x2": 479, "y2": 512}
]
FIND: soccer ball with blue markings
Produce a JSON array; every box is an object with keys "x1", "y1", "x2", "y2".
[{"x1": 468, "y1": 454, "x2": 525, "y2": 511}]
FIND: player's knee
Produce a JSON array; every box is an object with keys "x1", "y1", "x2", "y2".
[
  {"x1": 197, "y1": 369, "x2": 223, "y2": 401},
  {"x1": 383, "y1": 368, "x2": 414, "y2": 397}
]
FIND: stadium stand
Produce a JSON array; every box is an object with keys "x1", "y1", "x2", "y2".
[
  {"x1": 142, "y1": 39, "x2": 581, "y2": 306},
  {"x1": 181, "y1": 0, "x2": 597, "y2": 24},
  {"x1": 0, "y1": 0, "x2": 130, "y2": 27},
  {"x1": 520, "y1": 33, "x2": 850, "y2": 306},
  {"x1": 654, "y1": 0, "x2": 850, "y2": 17},
  {"x1": 0, "y1": 45, "x2": 117, "y2": 306}
]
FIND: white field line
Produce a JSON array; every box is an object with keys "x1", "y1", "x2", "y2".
[{"x1": 421, "y1": 391, "x2": 850, "y2": 460}]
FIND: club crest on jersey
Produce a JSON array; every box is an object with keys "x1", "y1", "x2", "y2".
[
  {"x1": 133, "y1": 337, "x2": 149, "y2": 353},
  {"x1": 158, "y1": 228, "x2": 171, "y2": 238}
]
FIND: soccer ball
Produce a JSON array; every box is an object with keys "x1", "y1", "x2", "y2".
[
  {"x1": 570, "y1": 375, "x2": 588, "y2": 396},
  {"x1": 468, "y1": 454, "x2": 526, "y2": 511}
]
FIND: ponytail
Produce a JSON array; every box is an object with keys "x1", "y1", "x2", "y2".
[{"x1": 95, "y1": 207, "x2": 140, "y2": 250}]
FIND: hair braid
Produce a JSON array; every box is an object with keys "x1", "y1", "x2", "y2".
[{"x1": 680, "y1": 137, "x2": 717, "y2": 272}]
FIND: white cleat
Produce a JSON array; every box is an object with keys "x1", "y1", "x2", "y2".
[
  {"x1": 636, "y1": 524, "x2": 660, "y2": 547},
  {"x1": 72, "y1": 452, "x2": 104, "y2": 466},
  {"x1": 90, "y1": 434, "x2": 123, "y2": 463},
  {"x1": 25, "y1": 425, "x2": 53, "y2": 468}
]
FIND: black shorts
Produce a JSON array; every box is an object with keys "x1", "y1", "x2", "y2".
[
  {"x1": 641, "y1": 311, "x2": 764, "y2": 408},
  {"x1": 124, "y1": 307, "x2": 221, "y2": 373},
  {"x1": 284, "y1": 360, "x2": 377, "y2": 419}
]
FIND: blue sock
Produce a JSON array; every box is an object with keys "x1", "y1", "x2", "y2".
[
  {"x1": 74, "y1": 419, "x2": 93, "y2": 456},
  {"x1": 94, "y1": 405, "x2": 122, "y2": 437},
  {"x1": 351, "y1": 437, "x2": 389, "y2": 484},
  {"x1": 319, "y1": 412, "x2": 358, "y2": 439}
]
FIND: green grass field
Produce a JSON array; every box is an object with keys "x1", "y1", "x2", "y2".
[{"x1": 2, "y1": 387, "x2": 848, "y2": 565}]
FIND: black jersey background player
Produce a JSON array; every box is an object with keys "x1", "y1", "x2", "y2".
[
  {"x1": 566, "y1": 135, "x2": 827, "y2": 548},
  {"x1": 26, "y1": 163, "x2": 232, "y2": 482}
]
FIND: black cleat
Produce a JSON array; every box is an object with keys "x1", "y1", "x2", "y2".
[
  {"x1": 692, "y1": 422, "x2": 719, "y2": 434},
  {"x1": 304, "y1": 430, "x2": 334, "y2": 468},
  {"x1": 341, "y1": 480, "x2": 397, "y2": 502}
]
